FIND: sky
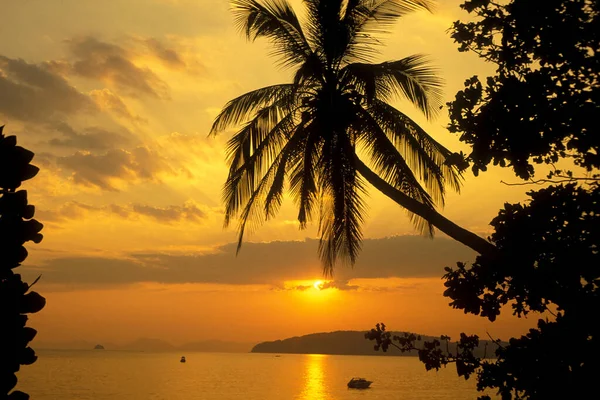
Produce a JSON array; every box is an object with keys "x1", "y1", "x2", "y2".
[{"x1": 1, "y1": 0, "x2": 542, "y2": 346}]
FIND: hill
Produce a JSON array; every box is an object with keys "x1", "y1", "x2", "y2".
[{"x1": 251, "y1": 330, "x2": 499, "y2": 358}]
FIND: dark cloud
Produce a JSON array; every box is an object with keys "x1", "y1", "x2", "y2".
[
  {"x1": 36, "y1": 201, "x2": 206, "y2": 224},
  {"x1": 47, "y1": 121, "x2": 132, "y2": 150},
  {"x1": 143, "y1": 38, "x2": 186, "y2": 69},
  {"x1": 1, "y1": 35, "x2": 187, "y2": 125},
  {"x1": 67, "y1": 37, "x2": 169, "y2": 98},
  {"x1": 89, "y1": 89, "x2": 146, "y2": 122},
  {"x1": 23, "y1": 236, "x2": 476, "y2": 288},
  {"x1": 132, "y1": 203, "x2": 205, "y2": 222},
  {"x1": 0, "y1": 55, "x2": 95, "y2": 122},
  {"x1": 57, "y1": 146, "x2": 173, "y2": 190},
  {"x1": 108, "y1": 204, "x2": 131, "y2": 218},
  {"x1": 36, "y1": 201, "x2": 95, "y2": 222}
]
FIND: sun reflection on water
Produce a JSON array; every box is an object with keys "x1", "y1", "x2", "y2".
[{"x1": 300, "y1": 354, "x2": 327, "y2": 400}]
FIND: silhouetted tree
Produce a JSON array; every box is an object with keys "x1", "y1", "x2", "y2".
[
  {"x1": 448, "y1": 0, "x2": 599, "y2": 181},
  {"x1": 367, "y1": 0, "x2": 599, "y2": 398},
  {"x1": 0, "y1": 126, "x2": 45, "y2": 400},
  {"x1": 368, "y1": 183, "x2": 599, "y2": 398},
  {"x1": 211, "y1": 0, "x2": 496, "y2": 272}
]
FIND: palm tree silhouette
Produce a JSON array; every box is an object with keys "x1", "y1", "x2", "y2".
[{"x1": 211, "y1": 0, "x2": 495, "y2": 272}]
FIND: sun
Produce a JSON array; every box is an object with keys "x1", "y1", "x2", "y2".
[{"x1": 313, "y1": 281, "x2": 323, "y2": 290}]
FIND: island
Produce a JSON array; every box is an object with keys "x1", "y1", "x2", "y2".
[
  {"x1": 94, "y1": 344, "x2": 105, "y2": 350},
  {"x1": 251, "y1": 330, "x2": 499, "y2": 358}
]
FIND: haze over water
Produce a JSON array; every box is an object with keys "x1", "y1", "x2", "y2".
[{"x1": 18, "y1": 351, "x2": 484, "y2": 399}]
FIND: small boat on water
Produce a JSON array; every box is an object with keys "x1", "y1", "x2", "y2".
[
  {"x1": 180, "y1": 356, "x2": 186, "y2": 363},
  {"x1": 347, "y1": 377, "x2": 372, "y2": 389}
]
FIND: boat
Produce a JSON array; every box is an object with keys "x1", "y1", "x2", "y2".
[
  {"x1": 347, "y1": 377, "x2": 372, "y2": 389},
  {"x1": 180, "y1": 356, "x2": 186, "y2": 363}
]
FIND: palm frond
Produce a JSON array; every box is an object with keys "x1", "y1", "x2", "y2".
[
  {"x1": 318, "y1": 132, "x2": 366, "y2": 274},
  {"x1": 369, "y1": 99, "x2": 463, "y2": 203},
  {"x1": 342, "y1": 0, "x2": 435, "y2": 63},
  {"x1": 232, "y1": 0, "x2": 313, "y2": 68},
  {"x1": 302, "y1": 0, "x2": 348, "y2": 66},
  {"x1": 210, "y1": 84, "x2": 295, "y2": 135},
  {"x1": 263, "y1": 119, "x2": 312, "y2": 220},
  {"x1": 352, "y1": 103, "x2": 435, "y2": 236},
  {"x1": 223, "y1": 103, "x2": 297, "y2": 227},
  {"x1": 289, "y1": 126, "x2": 323, "y2": 228},
  {"x1": 263, "y1": 149, "x2": 288, "y2": 220},
  {"x1": 343, "y1": 54, "x2": 443, "y2": 119},
  {"x1": 293, "y1": 52, "x2": 325, "y2": 86},
  {"x1": 232, "y1": 152, "x2": 286, "y2": 252},
  {"x1": 353, "y1": 104, "x2": 434, "y2": 206},
  {"x1": 228, "y1": 123, "x2": 308, "y2": 252}
]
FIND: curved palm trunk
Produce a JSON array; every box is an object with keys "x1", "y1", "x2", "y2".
[{"x1": 355, "y1": 158, "x2": 497, "y2": 257}]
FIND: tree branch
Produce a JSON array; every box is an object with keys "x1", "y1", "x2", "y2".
[{"x1": 501, "y1": 176, "x2": 600, "y2": 186}]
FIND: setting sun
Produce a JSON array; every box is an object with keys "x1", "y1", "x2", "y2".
[{"x1": 313, "y1": 281, "x2": 323, "y2": 290}]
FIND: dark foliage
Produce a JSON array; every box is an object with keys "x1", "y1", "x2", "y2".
[
  {"x1": 368, "y1": 1, "x2": 599, "y2": 398},
  {"x1": 444, "y1": 183, "x2": 598, "y2": 399},
  {"x1": 368, "y1": 185, "x2": 599, "y2": 399},
  {"x1": 444, "y1": 184, "x2": 599, "y2": 322},
  {"x1": 366, "y1": 323, "x2": 489, "y2": 380},
  {"x1": 0, "y1": 126, "x2": 45, "y2": 400},
  {"x1": 448, "y1": 0, "x2": 600, "y2": 180}
]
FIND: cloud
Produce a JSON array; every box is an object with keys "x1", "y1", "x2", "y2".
[
  {"x1": 36, "y1": 200, "x2": 207, "y2": 224},
  {"x1": 285, "y1": 280, "x2": 360, "y2": 292},
  {"x1": 57, "y1": 146, "x2": 173, "y2": 190},
  {"x1": 23, "y1": 236, "x2": 476, "y2": 288},
  {"x1": 0, "y1": 55, "x2": 95, "y2": 122},
  {"x1": 89, "y1": 89, "x2": 146, "y2": 122},
  {"x1": 1, "y1": 35, "x2": 189, "y2": 124},
  {"x1": 47, "y1": 121, "x2": 132, "y2": 150},
  {"x1": 319, "y1": 280, "x2": 359, "y2": 291},
  {"x1": 36, "y1": 201, "x2": 95, "y2": 222},
  {"x1": 38, "y1": 129, "x2": 202, "y2": 192},
  {"x1": 67, "y1": 37, "x2": 170, "y2": 98},
  {"x1": 132, "y1": 202, "x2": 205, "y2": 222},
  {"x1": 143, "y1": 38, "x2": 186, "y2": 69}
]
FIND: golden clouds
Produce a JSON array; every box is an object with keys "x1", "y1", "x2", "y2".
[
  {"x1": 0, "y1": 34, "x2": 200, "y2": 128},
  {"x1": 22, "y1": 236, "x2": 475, "y2": 289},
  {"x1": 56, "y1": 147, "x2": 173, "y2": 190},
  {"x1": 67, "y1": 36, "x2": 171, "y2": 99},
  {"x1": 89, "y1": 89, "x2": 146, "y2": 123},
  {"x1": 30, "y1": 130, "x2": 221, "y2": 193},
  {"x1": 37, "y1": 200, "x2": 208, "y2": 225},
  {"x1": 140, "y1": 37, "x2": 187, "y2": 70},
  {"x1": 0, "y1": 55, "x2": 96, "y2": 122},
  {"x1": 47, "y1": 121, "x2": 133, "y2": 150}
]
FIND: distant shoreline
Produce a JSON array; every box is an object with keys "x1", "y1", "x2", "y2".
[
  {"x1": 251, "y1": 330, "x2": 502, "y2": 358},
  {"x1": 34, "y1": 330, "x2": 504, "y2": 357},
  {"x1": 34, "y1": 338, "x2": 254, "y2": 353}
]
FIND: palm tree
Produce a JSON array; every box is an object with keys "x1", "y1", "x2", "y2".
[{"x1": 211, "y1": 0, "x2": 496, "y2": 272}]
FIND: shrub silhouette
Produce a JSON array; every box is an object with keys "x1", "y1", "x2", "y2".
[
  {"x1": 367, "y1": 0, "x2": 599, "y2": 398},
  {"x1": 0, "y1": 126, "x2": 45, "y2": 400}
]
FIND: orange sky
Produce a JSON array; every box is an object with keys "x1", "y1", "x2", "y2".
[{"x1": 1, "y1": 0, "x2": 544, "y2": 346}]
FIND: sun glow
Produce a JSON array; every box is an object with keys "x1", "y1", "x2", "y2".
[{"x1": 313, "y1": 281, "x2": 323, "y2": 290}]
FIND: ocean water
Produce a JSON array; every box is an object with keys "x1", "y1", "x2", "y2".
[{"x1": 17, "y1": 350, "x2": 486, "y2": 399}]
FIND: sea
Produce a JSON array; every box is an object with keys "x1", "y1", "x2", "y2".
[{"x1": 17, "y1": 350, "x2": 490, "y2": 399}]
